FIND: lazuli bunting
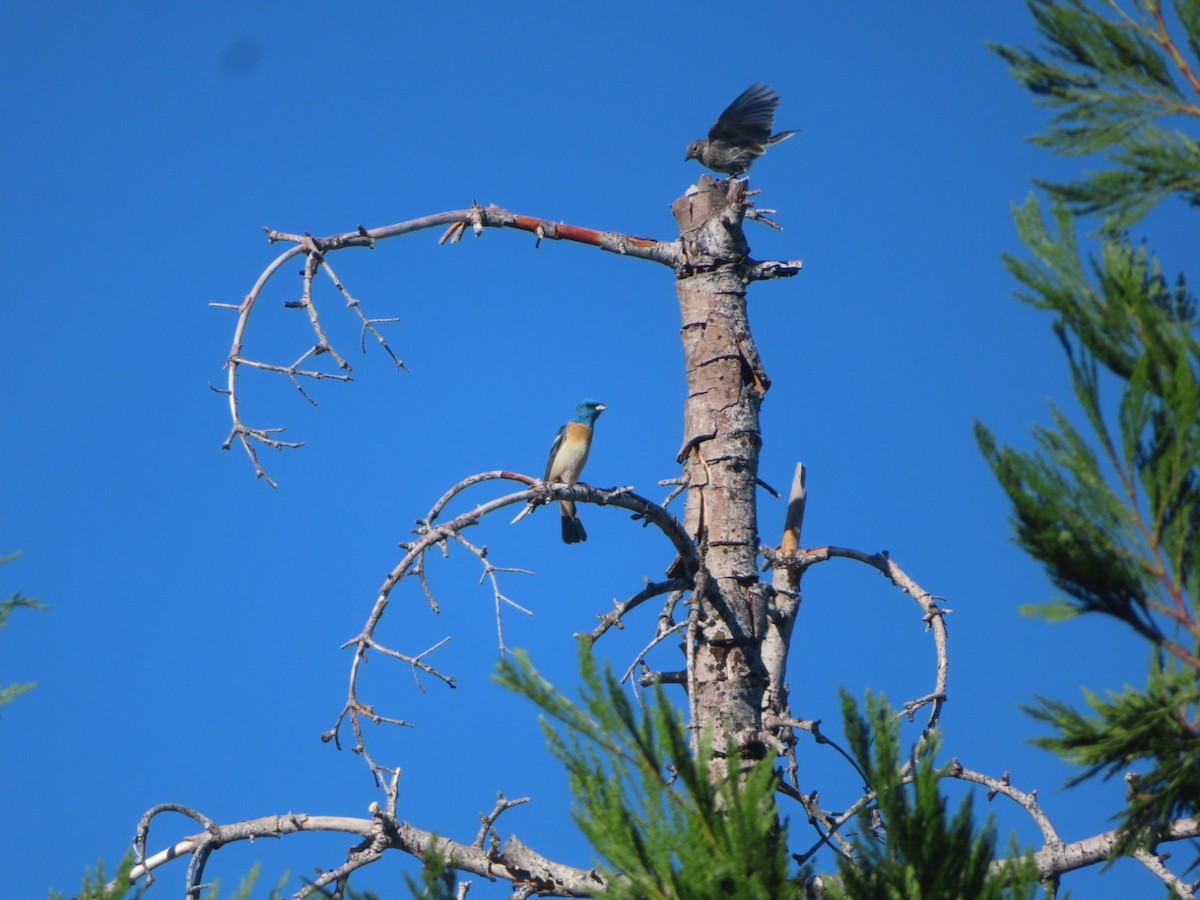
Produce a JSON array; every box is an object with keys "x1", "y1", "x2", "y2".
[
  {"x1": 685, "y1": 83, "x2": 796, "y2": 176},
  {"x1": 545, "y1": 400, "x2": 606, "y2": 544}
]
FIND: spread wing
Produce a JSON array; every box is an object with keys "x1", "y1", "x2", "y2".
[{"x1": 708, "y1": 82, "x2": 779, "y2": 146}]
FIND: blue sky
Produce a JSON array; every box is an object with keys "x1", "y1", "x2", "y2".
[{"x1": 2, "y1": 3, "x2": 1193, "y2": 898}]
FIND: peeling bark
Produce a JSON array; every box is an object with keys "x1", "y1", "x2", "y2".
[{"x1": 671, "y1": 177, "x2": 773, "y2": 774}]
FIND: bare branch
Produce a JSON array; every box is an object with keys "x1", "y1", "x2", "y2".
[
  {"x1": 474, "y1": 793, "x2": 531, "y2": 849},
  {"x1": 996, "y1": 818, "x2": 1200, "y2": 885},
  {"x1": 583, "y1": 578, "x2": 689, "y2": 644},
  {"x1": 621, "y1": 620, "x2": 688, "y2": 686},
  {"x1": 787, "y1": 787, "x2": 873, "y2": 866},
  {"x1": 946, "y1": 760, "x2": 1061, "y2": 846},
  {"x1": 326, "y1": 472, "x2": 697, "y2": 779},
  {"x1": 773, "y1": 545, "x2": 950, "y2": 740},
  {"x1": 768, "y1": 715, "x2": 870, "y2": 791},
  {"x1": 224, "y1": 206, "x2": 688, "y2": 483},
  {"x1": 657, "y1": 477, "x2": 688, "y2": 509},
  {"x1": 124, "y1": 806, "x2": 607, "y2": 899},
  {"x1": 1133, "y1": 846, "x2": 1196, "y2": 899},
  {"x1": 946, "y1": 760, "x2": 1200, "y2": 888},
  {"x1": 451, "y1": 529, "x2": 535, "y2": 655},
  {"x1": 745, "y1": 258, "x2": 803, "y2": 280},
  {"x1": 363, "y1": 637, "x2": 456, "y2": 692},
  {"x1": 295, "y1": 245, "x2": 351, "y2": 373}
]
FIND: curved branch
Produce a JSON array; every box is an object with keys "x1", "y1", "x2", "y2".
[
  {"x1": 997, "y1": 817, "x2": 1200, "y2": 885},
  {"x1": 948, "y1": 762, "x2": 1200, "y2": 889},
  {"x1": 763, "y1": 538, "x2": 952, "y2": 867},
  {"x1": 787, "y1": 545, "x2": 950, "y2": 738},
  {"x1": 330, "y1": 472, "x2": 698, "y2": 782},
  {"x1": 761, "y1": 542, "x2": 950, "y2": 800},
  {"x1": 946, "y1": 761, "x2": 1061, "y2": 846},
  {"x1": 221, "y1": 205, "x2": 684, "y2": 484},
  {"x1": 1133, "y1": 846, "x2": 1196, "y2": 899},
  {"x1": 125, "y1": 805, "x2": 606, "y2": 899},
  {"x1": 584, "y1": 578, "x2": 689, "y2": 644}
]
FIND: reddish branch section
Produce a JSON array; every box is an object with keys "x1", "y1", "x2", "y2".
[{"x1": 508, "y1": 214, "x2": 662, "y2": 250}]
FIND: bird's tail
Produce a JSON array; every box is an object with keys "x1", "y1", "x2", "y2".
[
  {"x1": 560, "y1": 500, "x2": 587, "y2": 544},
  {"x1": 768, "y1": 130, "x2": 799, "y2": 145}
]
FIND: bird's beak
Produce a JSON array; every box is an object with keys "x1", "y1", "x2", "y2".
[{"x1": 597, "y1": 404, "x2": 607, "y2": 412}]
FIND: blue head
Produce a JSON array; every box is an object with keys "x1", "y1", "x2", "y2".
[{"x1": 571, "y1": 399, "x2": 606, "y2": 426}]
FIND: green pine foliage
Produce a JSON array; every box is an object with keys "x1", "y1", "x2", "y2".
[
  {"x1": 984, "y1": 0, "x2": 1200, "y2": 863},
  {"x1": 1, "y1": 551, "x2": 45, "y2": 711},
  {"x1": 403, "y1": 842, "x2": 457, "y2": 900},
  {"x1": 49, "y1": 853, "x2": 142, "y2": 900},
  {"x1": 496, "y1": 644, "x2": 799, "y2": 900},
  {"x1": 199, "y1": 863, "x2": 289, "y2": 900},
  {"x1": 977, "y1": 198, "x2": 1200, "y2": 649},
  {"x1": 826, "y1": 692, "x2": 1039, "y2": 900},
  {"x1": 51, "y1": 856, "x2": 292, "y2": 899},
  {"x1": 498, "y1": 650, "x2": 1037, "y2": 897},
  {"x1": 989, "y1": 0, "x2": 1200, "y2": 229},
  {"x1": 1026, "y1": 662, "x2": 1200, "y2": 854}
]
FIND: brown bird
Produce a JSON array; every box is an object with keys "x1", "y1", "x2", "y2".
[{"x1": 685, "y1": 83, "x2": 796, "y2": 176}]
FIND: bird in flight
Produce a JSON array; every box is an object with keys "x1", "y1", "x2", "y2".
[{"x1": 685, "y1": 82, "x2": 796, "y2": 176}]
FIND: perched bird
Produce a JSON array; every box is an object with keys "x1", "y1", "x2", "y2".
[
  {"x1": 544, "y1": 400, "x2": 606, "y2": 544},
  {"x1": 685, "y1": 82, "x2": 796, "y2": 176}
]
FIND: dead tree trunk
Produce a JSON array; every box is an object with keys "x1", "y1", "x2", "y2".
[{"x1": 672, "y1": 176, "x2": 776, "y2": 779}]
